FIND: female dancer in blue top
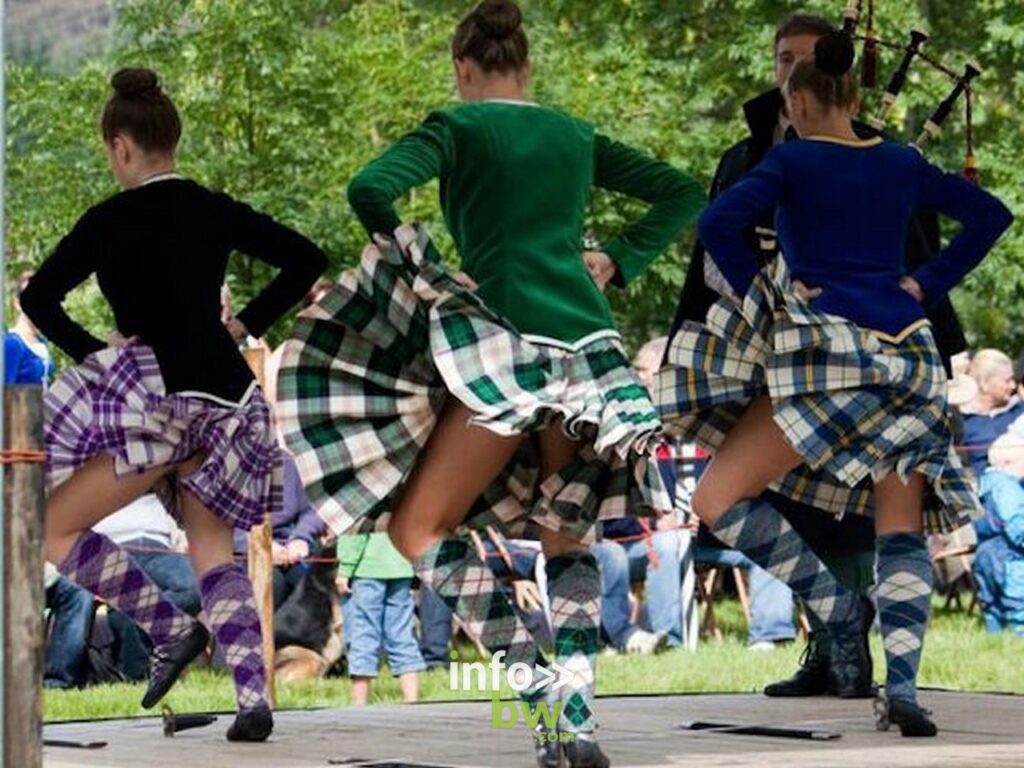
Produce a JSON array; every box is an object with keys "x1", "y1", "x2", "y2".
[{"x1": 657, "y1": 31, "x2": 1012, "y2": 736}]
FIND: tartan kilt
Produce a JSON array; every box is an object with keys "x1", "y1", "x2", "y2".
[
  {"x1": 276, "y1": 224, "x2": 670, "y2": 545},
  {"x1": 45, "y1": 344, "x2": 282, "y2": 530},
  {"x1": 654, "y1": 259, "x2": 980, "y2": 534}
]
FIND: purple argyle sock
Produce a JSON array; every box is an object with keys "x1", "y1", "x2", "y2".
[
  {"x1": 199, "y1": 563, "x2": 270, "y2": 712},
  {"x1": 57, "y1": 530, "x2": 194, "y2": 647}
]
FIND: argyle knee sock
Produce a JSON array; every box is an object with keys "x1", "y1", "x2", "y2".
[
  {"x1": 199, "y1": 563, "x2": 270, "y2": 713},
  {"x1": 412, "y1": 536, "x2": 544, "y2": 675},
  {"x1": 546, "y1": 551, "x2": 601, "y2": 734},
  {"x1": 711, "y1": 499, "x2": 860, "y2": 634},
  {"x1": 876, "y1": 532, "x2": 933, "y2": 704},
  {"x1": 57, "y1": 529, "x2": 194, "y2": 647}
]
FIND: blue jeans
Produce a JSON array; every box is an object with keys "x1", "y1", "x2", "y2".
[
  {"x1": 418, "y1": 586, "x2": 453, "y2": 666},
  {"x1": 594, "y1": 532, "x2": 683, "y2": 648},
  {"x1": 342, "y1": 577, "x2": 426, "y2": 678},
  {"x1": 109, "y1": 541, "x2": 201, "y2": 680},
  {"x1": 694, "y1": 545, "x2": 796, "y2": 644},
  {"x1": 44, "y1": 577, "x2": 95, "y2": 689}
]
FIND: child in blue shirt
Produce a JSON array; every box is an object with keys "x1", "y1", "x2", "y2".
[{"x1": 975, "y1": 434, "x2": 1024, "y2": 635}]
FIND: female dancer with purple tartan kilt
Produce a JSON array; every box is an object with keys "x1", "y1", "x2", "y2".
[
  {"x1": 276, "y1": 2, "x2": 704, "y2": 765},
  {"x1": 21, "y1": 68, "x2": 327, "y2": 741},
  {"x1": 656, "y1": 32, "x2": 1012, "y2": 736}
]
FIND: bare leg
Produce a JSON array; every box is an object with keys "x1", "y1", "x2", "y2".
[
  {"x1": 180, "y1": 486, "x2": 235, "y2": 578},
  {"x1": 873, "y1": 472, "x2": 934, "y2": 733},
  {"x1": 690, "y1": 396, "x2": 803, "y2": 526},
  {"x1": 46, "y1": 454, "x2": 172, "y2": 563},
  {"x1": 874, "y1": 472, "x2": 925, "y2": 536},
  {"x1": 398, "y1": 671, "x2": 419, "y2": 703},
  {"x1": 388, "y1": 400, "x2": 524, "y2": 561},
  {"x1": 351, "y1": 677, "x2": 372, "y2": 706}
]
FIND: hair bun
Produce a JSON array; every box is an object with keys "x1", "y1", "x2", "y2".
[
  {"x1": 111, "y1": 67, "x2": 160, "y2": 98},
  {"x1": 474, "y1": 0, "x2": 522, "y2": 41},
  {"x1": 815, "y1": 31, "x2": 855, "y2": 77}
]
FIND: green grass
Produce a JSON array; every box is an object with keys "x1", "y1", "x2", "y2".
[{"x1": 44, "y1": 599, "x2": 1023, "y2": 723}]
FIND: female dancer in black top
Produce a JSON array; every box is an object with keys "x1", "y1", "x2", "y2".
[{"x1": 21, "y1": 68, "x2": 327, "y2": 741}]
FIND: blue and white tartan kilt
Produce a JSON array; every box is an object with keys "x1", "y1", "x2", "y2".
[
  {"x1": 276, "y1": 225, "x2": 671, "y2": 545},
  {"x1": 655, "y1": 259, "x2": 980, "y2": 534}
]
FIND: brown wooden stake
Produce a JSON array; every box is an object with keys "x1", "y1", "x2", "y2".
[
  {"x1": 3, "y1": 386, "x2": 45, "y2": 768},
  {"x1": 243, "y1": 347, "x2": 276, "y2": 707}
]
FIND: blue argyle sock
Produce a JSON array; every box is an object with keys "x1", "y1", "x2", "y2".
[{"x1": 876, "y1": 532, "x2": 932, "y2": 704}]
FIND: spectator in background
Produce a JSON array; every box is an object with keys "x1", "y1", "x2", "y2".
[
  {"x1": 947, "y1": 358, "x2": 980, "y2": 439},
  {"x1": 43, "y1": 563, "x2": 95, "y2": 689},
  {"x1": 337, "y1": 532, "x2": 425, "y2": 705},
  {"x1": 233, "y1": 453, "x2": 326, "y2": 609},
  {"x1": 9, "y1": 272, "x2": 91, "y2": 687},
  {"x1": 593, "y1": 536, "x2": 671, "y2": 654},
  {"x1": 418, "y1": 587, "x2": 454, "y2": 671},
  {"x1": 640, "y1": 337, "x2": 798, "y2": 650},
  {"x1": 693, "y1": 530, "x2": 797, "y2": 650},
  {"x1": 962, "y1": 350, "x2": 1024, "y2": 475},
  {"x1": 5, "y1": 272, "x2": 54, "y2": 386},
  {"x1": 974, "y1": 434, "x2": 1024, "y2": 636},
  {"x1": 94, "y1": 494, "x2": 201, "y2": 680},
  {"x1": 593, "y1": 338, "x2": 678, "y2": 651}
]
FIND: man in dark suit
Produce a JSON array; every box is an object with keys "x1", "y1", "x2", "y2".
[{"x1": 667, "y1": 13, "x2": 967, "y2": 697}]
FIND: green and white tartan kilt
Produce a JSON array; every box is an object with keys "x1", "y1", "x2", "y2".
[
  {"x1": 654, "y1": 258, "x2": 980, "y2": 534},
  {"x1": 276, "y1": 225, "x2": 670, "y2": 545}
]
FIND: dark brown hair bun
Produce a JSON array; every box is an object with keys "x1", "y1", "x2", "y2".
[
  {"x1": 452, "y1": 0, "x2": 529, "y2": 74},
  {"x1": 102, "y1": 67, "x2": 181, "y2": 153},
  {"x1": 476, "y1": 0, "x2": 522, "y2": 40},
  {"x1": 111, "y1": 68, "x2": 160, "y2": 98},
  {"x1": 815, "y1": 31, "x2": 855, "y2": 77}
]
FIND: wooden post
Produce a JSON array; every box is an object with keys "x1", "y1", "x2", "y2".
[
  {"x1": 243, "y1": 347, "x2": 276, "y2": 706},
  {"x1": 3, "y1": 386, "x2": 44, "y2": 768}
]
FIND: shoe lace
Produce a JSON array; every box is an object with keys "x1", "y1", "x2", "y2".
[{"x1": 798, "y1": 633, "x2": 826, "y2": 670}]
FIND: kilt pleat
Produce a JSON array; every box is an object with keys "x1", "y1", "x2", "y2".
[
  {"x1": 45, "y1": 344, "x2": 282, "y2": 530},
  {"x1": 655, "y1": 259, "x2": 979, "y2": 534},
  {"x1": 276, "y1": 225, "x2": 670, "y2": 544}
]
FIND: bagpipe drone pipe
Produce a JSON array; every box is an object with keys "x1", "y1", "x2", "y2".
[{"x1": 840, "y1": 0, "x2": 983, "y2": 183}]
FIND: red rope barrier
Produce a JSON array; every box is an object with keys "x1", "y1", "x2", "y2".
[
  {"x1": 117, "y1": 522, "x2": 693, "y2": 567},
  {"x1": 0, "y1": 449, "x2": 47, "y2": 464}
]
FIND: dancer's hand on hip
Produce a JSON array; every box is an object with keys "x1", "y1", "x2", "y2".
[
  {"x1": 453, "y1": 271, "x2": 478, "y2": 290},
  {"x1": 225, "y1": 317, "x2": 249, "y2": 344},
  {"x1": 792, "y1": 279, "x2": 822, "y2": 302},
  {"x1": 900, "y1": 276, "x2": 925, "y2": 303},
  {"x1": 107, "y1": 331, "x2": 139, "y2": 348},
  {"x1": 584, "y1": 250, "x2": 617, "y2": 291}
]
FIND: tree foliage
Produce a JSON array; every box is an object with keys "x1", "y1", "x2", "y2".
[{"x1": 6, "y1": 0, "x2": 1023, "y2": 359}]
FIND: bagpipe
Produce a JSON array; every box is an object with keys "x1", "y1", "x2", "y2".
[{"x1": 841, "y1": 0, "x2": 982, "y2": 183}]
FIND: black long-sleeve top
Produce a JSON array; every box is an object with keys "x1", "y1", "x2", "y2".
[{"x1": 21, "y1": 177, "x2": 328, "y2": 402}]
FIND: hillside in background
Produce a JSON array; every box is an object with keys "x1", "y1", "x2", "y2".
[{"x1": 7, "y1": 0, "x2": 113, "y2": 68}]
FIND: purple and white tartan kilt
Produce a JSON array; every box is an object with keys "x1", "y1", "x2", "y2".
[
  {"x1": 45, "y1": 343, "x2": 282, "y2": 530},
  {"x1": 655, "y1": 259, "x2": 980, "y2": 535},
  {"x1": 276, "y1": 225, "x2": 671, "y2": 545}
]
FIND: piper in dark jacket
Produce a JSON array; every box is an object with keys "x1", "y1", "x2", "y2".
[{"x1": 665, "y1": 14, "x2": 968, "y2": 702}]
